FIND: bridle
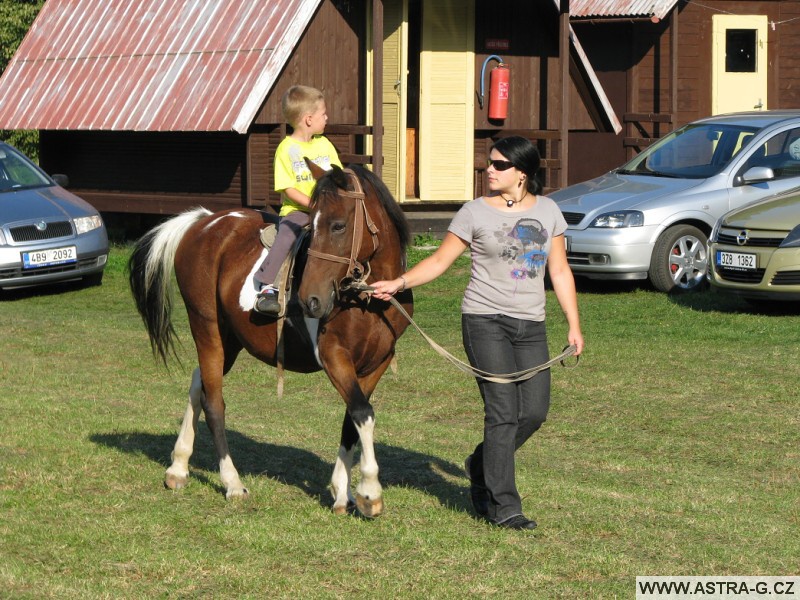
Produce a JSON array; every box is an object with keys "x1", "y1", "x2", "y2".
[{"x1": 306, "y1": 168, "x2": 379, "y2": 298}]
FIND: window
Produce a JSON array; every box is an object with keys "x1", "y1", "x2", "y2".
[{"x1": 726, "y1": 29, "x2": 757, "y2": 73}]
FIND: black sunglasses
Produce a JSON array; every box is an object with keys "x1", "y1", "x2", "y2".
[{"x1": 486, "y1": 158, "x2": 515, "y2": 171}]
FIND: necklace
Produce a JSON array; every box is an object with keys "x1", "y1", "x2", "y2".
[{"x1": 504, "y1": 192, "x2": 528, "y2": 208}]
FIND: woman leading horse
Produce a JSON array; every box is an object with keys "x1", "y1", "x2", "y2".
[{"x1": 128, "y1": 163, "x2": 412, "y2": 517}]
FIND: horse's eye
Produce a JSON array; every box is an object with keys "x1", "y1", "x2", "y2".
[{"x1": 331, "y1": 222, "x2": 347, "y2": 234}]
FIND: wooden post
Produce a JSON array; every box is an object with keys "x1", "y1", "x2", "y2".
[
  {"x1": 372, "y1": 0, "x2": 383, "y2": 177},
  {"x1": 670, "y1": 6, "x2": 679, "y2": 126},
  {"x1": 559, "y1": 0, "x2": 569, "y2": 188}
]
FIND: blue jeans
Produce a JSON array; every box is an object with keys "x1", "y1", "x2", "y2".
[{"x1": 462, "y1": 313, "x2": 551, "y2": 523}]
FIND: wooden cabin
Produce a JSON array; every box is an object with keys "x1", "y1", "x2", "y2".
[
  {"x1": 568, "y1": 0, "x2": 800, "y2": 182},
  {"x1": 0, "y1": 0, "x2": 617, "y2": 219},
  {"x1": 0, "y1": 0, "x2": 799, "y2": 221}
]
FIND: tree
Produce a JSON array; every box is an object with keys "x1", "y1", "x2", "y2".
[{"x1": 0, "y1": 0, "x2": 45, "y2": 158}]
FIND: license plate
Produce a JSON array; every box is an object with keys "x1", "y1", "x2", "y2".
[
  {"x1": 22, "y1": 246, "x2": 77, "y2": 269},
  {"x1": 716, "y1": 250, "x2": 756, "y2": 270}
]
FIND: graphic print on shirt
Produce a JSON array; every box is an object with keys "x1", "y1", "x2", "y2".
[
  {"x1": 494, "y1": 218, "x2": 549, "y2": 292},
  {"x1": 288, "y1": 143, "x2": 332, "y2": 185}
]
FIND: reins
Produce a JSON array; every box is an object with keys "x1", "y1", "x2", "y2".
[
  {"x1": 305, "y1": 168, "x2": 579, "y2": 384},
  {"x1": 350, "y1": 281, "x2": 579, "y2": 383}
]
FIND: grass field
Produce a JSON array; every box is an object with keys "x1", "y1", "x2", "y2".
[{"x1": 1, "y1": 243, "x2": 798, "y2": 599}]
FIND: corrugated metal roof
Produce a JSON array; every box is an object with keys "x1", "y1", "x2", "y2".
[
  {"x1": 570, "y1": 0, "x2": 678, "y2": 20},
  {"x1": 0, "y1": 0, "x2": 322, "y2": 133}
]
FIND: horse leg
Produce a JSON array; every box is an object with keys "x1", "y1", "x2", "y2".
[
  {"x1": 164, "y1": 368, "x2": 203, "y2": 490},
  {"x1": 331, "y1": 414, "x2": 358, "y2": 515},
  {"x1": 190, "y1": 325, "x2": 248, "y2": 500},
  {"x1": 324, "y1": 353, "x2": 394, "y2": 517}
]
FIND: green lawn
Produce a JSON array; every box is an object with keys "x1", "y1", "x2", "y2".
[{"x1": 1, "y1": 244, "x2": 798, "y2": 599}]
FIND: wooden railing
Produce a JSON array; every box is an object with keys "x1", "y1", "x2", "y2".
[{"x1": 623, "y1": 112, "x2": 673, "y2": 155}]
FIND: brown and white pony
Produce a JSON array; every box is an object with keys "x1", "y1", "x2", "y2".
[{"x1": 128, "y1": 164, "x2": 412, "y2": 516}]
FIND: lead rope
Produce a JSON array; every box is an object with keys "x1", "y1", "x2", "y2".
[{"x1": 350, "y1": 282, "x2": 579, "y2": 383}]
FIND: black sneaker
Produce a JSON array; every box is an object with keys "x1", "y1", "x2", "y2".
[
  {"x1": 493, "y1": 514, "x2": 538, "y2": 530},
  {"x1": 253, "y1": 288, "x2": 280, "y2": 315}
]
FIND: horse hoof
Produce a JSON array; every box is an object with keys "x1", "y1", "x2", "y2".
[
  {"x1": 356, "y1": 494, "x2": 383, "y2": 518},
  {"x1": 164, "y1": 472, "x2": 188, "y2": 490},
  {"x1": 225, "y1": 487, "x2": 249, "y2": 500},
  {"x1": 332, "y1": 500, "x2": 357, "y2": 516}
]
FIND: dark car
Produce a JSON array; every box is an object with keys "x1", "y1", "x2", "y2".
[{"x1": 0, "y1": 142, "x2": 108, "y2": 289}]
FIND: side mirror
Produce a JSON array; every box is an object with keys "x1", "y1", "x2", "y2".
[
  {"x1": 739, "y1": 166, "x2": 774, "y2": 186},
  {"x1": 51, "y1": 173, "x2": 70, "y2": 187}
]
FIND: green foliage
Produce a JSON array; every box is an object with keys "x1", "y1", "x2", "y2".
[
  {"x1": 0, "y1": 0, "x2": 43, "y2": 72},
  {"x1": 0, "y1": 0, "x2": 43, "y2": 159},
  {"x1": 1, "y1": 245, "x2": 798, "y2": 597}
]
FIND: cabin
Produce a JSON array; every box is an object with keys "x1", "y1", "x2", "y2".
[
  {"x1": 0, "y1": 0, "x2": 616, "y2": 221},
  {"x1": 568, "y1": 0, "x2": 800, "y2": 182},
  {"x1": 0, "y1": 0, "x2": 799, "y2": 225}
]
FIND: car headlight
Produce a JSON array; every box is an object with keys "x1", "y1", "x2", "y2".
[
  {"x1": 779, "y1": 224, "x2": 800, "y2": 248},
  {"x1": 590, "y1": 210, "x2": 644, "y2": 228},
  {"x1": 74, "y1": 215, "x2": 103, "y2": 235}
]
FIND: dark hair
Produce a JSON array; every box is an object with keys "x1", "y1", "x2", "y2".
[{"x1": 491, "y1": 136, "x2": 543, "y2": 195}]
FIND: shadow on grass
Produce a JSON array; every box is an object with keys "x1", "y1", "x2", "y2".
[
  {"x1": 90, "y1": 429, "x2": 470, "y2": 514},
  {"x1": 667, "y1": 287, "x2": 800, "y2": 316},
  {"x1": 0, "y1": 277, "x2": 94, "y2": 301}
]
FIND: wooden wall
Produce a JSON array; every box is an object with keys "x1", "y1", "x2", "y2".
[
  {"x1": 253, "y1": 0, "x2": 366, "y2": 126},
  {"x1": 40, "y1": 131, "x2": 247, "y2": 215}
]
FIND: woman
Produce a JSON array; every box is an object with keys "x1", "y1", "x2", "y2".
[{"x1": 371, "y1": 136, "x2": 584, "y2": 530}]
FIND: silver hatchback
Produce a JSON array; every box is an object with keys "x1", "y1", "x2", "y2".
[
  {"x1": 0, "y1": 142, "x2": 108, "y2": 290},
  {"x1": 550, "y1": 111, "x2": 800, "y2": 291}
]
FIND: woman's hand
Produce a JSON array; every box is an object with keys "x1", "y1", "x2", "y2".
[
  {"x1": 370, "y1": 278, "x2": 404, "y2": 301},
  {"x1": 568, "y1": 328, "x2": 585, "y2": 356}
]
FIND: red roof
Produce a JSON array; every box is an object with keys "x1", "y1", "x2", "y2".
[
  {"x1": 570, "y1": 0, "x2": 678, "y2": 20},
  {"x1": 0, "y1": 0, "x2": 322, "y2": 133}
]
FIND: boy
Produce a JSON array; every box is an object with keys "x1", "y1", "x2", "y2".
[{"x1": 253, "y1": 85, "x2": 342, "y2": 315}]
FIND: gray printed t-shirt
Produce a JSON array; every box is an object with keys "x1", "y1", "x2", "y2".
[{"x1": 448, "y1": 196, "x2": 568, "y2": 322}]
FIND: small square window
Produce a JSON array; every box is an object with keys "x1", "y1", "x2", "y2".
[{"x1": 726, "y1": 29, "x2": 757, "y2": 72}]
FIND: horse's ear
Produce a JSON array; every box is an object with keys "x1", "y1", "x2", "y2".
[
  {"x1": 327, "y1": 164, "x2": 350, "y2": 190},
  {"x1": 304, "y1": 157, "x2": 328, "y2": 181}
]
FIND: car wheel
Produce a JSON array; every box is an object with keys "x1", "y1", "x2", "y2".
[{"x1": 649, "y1": 224, "x2": 708, "y2": 292}]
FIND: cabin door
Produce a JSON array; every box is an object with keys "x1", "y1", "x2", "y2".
[
  {"x1": 712, "y1": 14, "x2": 768, "y2": 115},
  {"x1": 418, "y1": 0, "x2": 475, "y2": 201}
]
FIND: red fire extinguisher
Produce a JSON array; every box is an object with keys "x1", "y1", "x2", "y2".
[{"x1": 479, "y1": 55, "x2": 509, "y2": 120}]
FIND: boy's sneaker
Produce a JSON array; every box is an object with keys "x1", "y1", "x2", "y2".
[{"x1": 253, "y1": 286, "x2": 280, "y2": 315}]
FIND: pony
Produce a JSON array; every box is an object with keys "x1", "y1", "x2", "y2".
[{"x1": 128, "y1": 163, "x2": 412, "y2": 517}]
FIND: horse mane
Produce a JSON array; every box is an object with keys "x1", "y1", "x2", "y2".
[{"x1": 312, "y1": 164, "x2": 411, "y2": 253}]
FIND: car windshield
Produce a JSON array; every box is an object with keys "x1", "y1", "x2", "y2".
[
  {"x1": 0, "y1": 145, "x2": 53, "y2": 193},
  {"x1": 616, "y1": 123, "x2": 761, "y2": 179}
]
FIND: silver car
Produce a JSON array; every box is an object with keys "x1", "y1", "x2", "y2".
[
  {"x1": 550, "y1": 110, "x2": 800, "y2": 291},
  {"x1": 0, "y1": 142, "x2": 108, "y2": 290}
]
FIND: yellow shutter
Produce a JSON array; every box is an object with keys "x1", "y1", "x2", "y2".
[
  {"x1": 419, "y1": 0, "x2": 474, "y2": 201},
  {"x1": 381, "y1": 0, "x2": 407, "y2": 201}
]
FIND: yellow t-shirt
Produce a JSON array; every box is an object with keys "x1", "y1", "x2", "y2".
[{"x1": 274, "y1": 135, "x2": 342, "y2": 216}]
